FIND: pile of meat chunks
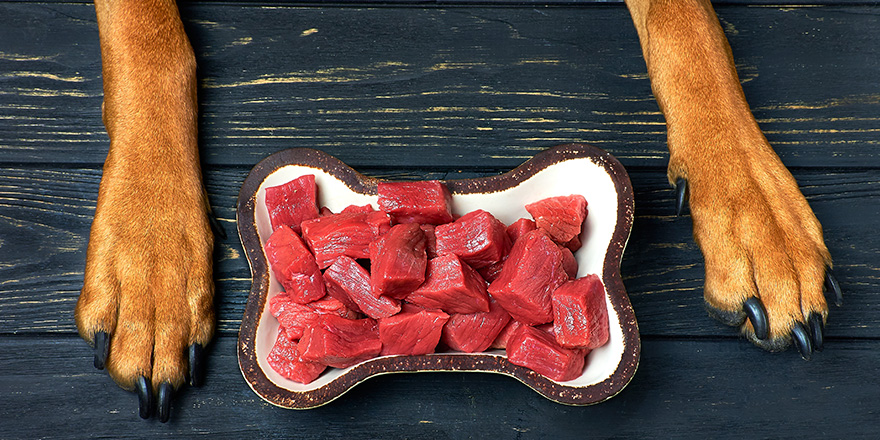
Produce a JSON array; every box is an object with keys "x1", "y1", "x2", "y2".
[{"x1": 262, "y1": 175, "x2": 609, "y2": 384}]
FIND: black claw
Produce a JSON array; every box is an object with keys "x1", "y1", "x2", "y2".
[
  {"x1": 209, "y1": 212, "x2": 227, "y2": 240},
  {"x1": 824, "y1": 269, "x2": 842, "y2": 307},
  {"x1": 188, "y1": 343, "x2": 205, "y2": 387},
  {"x1": 792, "y1": 323, "x2": 813, "y2": 361},
  {"x1": 157, "y1": 382, "x2": 173, "y2": 423},
  {"x1": 743, "y1": 297, "x2": 769, "y2": 340},
  {"x1": 674, "y1": 178, "x2": 688, "y2": 216},
  {"x1": 93, "y1": 331, "x2": 110, "y2": 370},
  {"x1": 809, "y1": 313, "x2": 824, "y2": 352},
  {"x1": 136, "y1": 376, "x2": 153, "y2": 419}
]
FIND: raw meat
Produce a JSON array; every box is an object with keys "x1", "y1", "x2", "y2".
[
  {"x1": 488, "y1": 229, "x2": 568, "y2": 325},
  {"x1": 323, "y1": 255, "x2": 401, "y2": 319},
  {"x1": 562, "y1": 234, "x2": 582, "y2": 252},
  {"x1": 269, "y1": 294, "x2": 357, "y2": 341},
  {"x1": 264, "y1": 225, "x2": 326, "y2": 304},
  {"x1": 377, "y1": 180, "x2": 454, "y2": 225},
  {"x1": 298, "y1": 315, "x2": 382, "y2": 369},
  {"x1": 435, "y1": 209, "x2": 511, "y2": 269},
  {"x1": 506, "y1": 325, "x2": 586, "y2": 382},
  {"x1": 266, "y1": 331, "x2": 326, "y2": 384},
  {"x1": 441, "y1": 298, "x2": 511, "y2": 353},
  {"x1": 263, "y1": 178, "x2": 608, "y2": 382},
  {"x1": 264, "y1": 175, "x2": 319, "y2": 233},
  {"x1": 506, "y1": 218, "x2": 536, "y2": 243},
  {"x1": 552, "y1": 274, "x2": 609, "y2": 349},
  {"x1": 379, "y1": 308, "x2": 449, "y2": 356},
  {"x1": 559, "y1": 245, "x2": 578, "y2": 279},
  {"x1": 370, "y1": 223, "x2": 427, "y2": 300},
  {"x1": 525, "y1": 195, "x2": 588, "y2": 244},
  {"x1": 490, "y1": 319, "x2": 524, "y2": 350},
  {"x1": 407, "y1": 254, "x2": 490, "y2": 314},
  {"x1": 341, "y1": 204, "x2": 375, "y2": 214},
  {"x1": 476, "y1": 259, "x2": 505, "y2": 283},
  {"x1": 301, "y1": 210, "x2": 391, "y2": 269}
]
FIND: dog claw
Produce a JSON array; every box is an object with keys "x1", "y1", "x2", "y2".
[
  {"x1": 792, "y1": 323, "x2": 813, "y2": 361},
  {"x1": 809, "y1": 313, "x2": 824, "y2": 352},
  {"x1": 93, "y1": 331, "x2": 110, "y2": 370},
  {"x1": 136, "y1": 376, "x2": 153, "y2": 419},
  {"x1": 157, "y1": 382, "x2": 173, "y2": 423},
  {"x1": 674, "y1": 178, "x2": 688, "y2": 216},
  {"x1": 743, "y1": 297, "x2": 769, "y2": 340},
  {"x1": 188, "y1": 343, "x2": 205, "y2": 387},
  {"x1": 824, "y1": 269, "x2": 842, "y2": 307}
]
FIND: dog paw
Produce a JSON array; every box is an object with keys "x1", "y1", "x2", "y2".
[
  {"x1": 670, "y1": 137, "x2": 838, "y2": 360},
  {"x1": 76, "y1": 157, "x2": 215, "y2": 421}
]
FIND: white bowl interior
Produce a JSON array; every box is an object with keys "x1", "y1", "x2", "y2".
[{"x1": 252, "y1": 157, "x2": 624, "y2": 392}]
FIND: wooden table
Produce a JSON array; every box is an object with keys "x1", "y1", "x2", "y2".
[{"x1": 2, "y1": 1, "x2": 878, "y2": 438}]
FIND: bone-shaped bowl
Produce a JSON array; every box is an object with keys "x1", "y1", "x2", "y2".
[{"x1": 236, "y1": 144, "x2": 639, "y2": 408}]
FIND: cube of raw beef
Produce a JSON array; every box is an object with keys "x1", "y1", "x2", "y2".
[
  {"x1": 324, "y1": 255, "x2": 401, "y2": 319},
  {"x1": 558, "y1": 245, "x2": 578, "y2": 279},
  {"x1": 490, "y1": 319, "x2": 524, "y2": 350},
  {"x1": 377, "y1": 180, "x2": 454, "y2": 225},
  {"x1": 506, "y1": 325, "x2": 586, "y2": 382},
  {"x1": 298, "y1": 315, "x2": 382, "y2": 369},
  {"x1": 264, "y1": 174, "x2": 319, "y2": 233},
  {"x1": 435, "y1": 209, "x2": 511, "y2": 269},
  {"x1": 525, "y1": 195, "x2": 588, "y2": 244},
  {"x1": 267, "y1": 331, "x2": 326, "y2": 385},
  {"x1": 341, "y1": 204, "x2": 375, "y2": 214},
  {"x1": 506, "y1": 218, "x2": 537, "y2": 243},
  {"x1": 301, "y1": 210, "x2": 391, "y2": 269},
  {"x1": 441, "y1": 298, "x2": 511, "y2": 353},
  {"x1": 378, "y1": 308, "x2": 450, "y2": 356},
  {"x1": 488, "y1": 229, "x2": 568, "y2": 325},
  {"x1": 552, "y1": 274, "x2": 610, "y2": 349},
  {"x1": 264, "y1": 225, "x2": 326, "y2": 303},
  {"x1": 370, "y1": 223, "x2": 427, "y2": 300},
  {"x1": 407, "y1": 254, "x2": 490, "y2": 314},
  {"x1": 269, "y1": 294, "x2": 357, "y2": 341}
]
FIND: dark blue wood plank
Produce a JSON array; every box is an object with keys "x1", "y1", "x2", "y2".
[
  {"x1": 2, "y1": 335, "x2": 878, "y2": 438},
  {"x1": 0, "y1": 3, "x2": 879, "y2": 167}
]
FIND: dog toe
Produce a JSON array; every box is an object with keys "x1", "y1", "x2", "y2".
[{"x1": 682, "y1": 157, "x2": 832, "y2": 357}]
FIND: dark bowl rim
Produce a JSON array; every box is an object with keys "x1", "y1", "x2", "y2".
[{"x1": 236, "y1": 143, "x2": 640, "y2": 409}]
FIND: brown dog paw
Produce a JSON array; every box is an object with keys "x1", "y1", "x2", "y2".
[
  {"x1": 79, "y1": 3, "x2": 213, "y2": 420},
  {"x1": 670, "y1": 136, "x2": 838, "y2": 360},
  {"x1": 76, "y1": 159, "x2": 215, "y2": 420},
  {"x1": 76, "y1": 156, "x2": 215, "y2": 419}
]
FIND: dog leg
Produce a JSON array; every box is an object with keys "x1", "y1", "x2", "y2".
[
  {"x1": 76, "y1": 0, "x2": 213, "y2": 421},
  {"x1": 624, "y1": 0, "x2": 837, "y2": 358}
]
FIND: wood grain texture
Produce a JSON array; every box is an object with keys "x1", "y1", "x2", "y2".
[
  {"x1": 2, "y1": 0, "x2": 879, "y2": 436},
  {"x1": 1, "y1": 166, "x2": 876, "y2": 337},
  {"x1": 2, "y1": 335, "x2": 879, "y2": 439},
  {"x1": 0, "y1": 4, "x2": 879, "y2": 167}
]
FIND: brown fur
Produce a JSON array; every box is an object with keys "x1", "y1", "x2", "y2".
[
  {"x1": 76, "y1": 0, "x2": 829, "y2": 410},
  {"x1": 625, "y1": 0, "x2": 829, "y2": 345},
  {"x1": 76, "y1": 0, "x2": 214, "y2": 393}
]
